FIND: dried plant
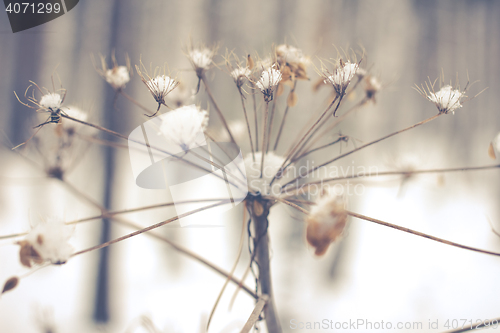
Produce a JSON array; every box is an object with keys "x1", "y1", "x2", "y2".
[{"x1": 2, "y1": 41, "x2": 499, "y2": 333}]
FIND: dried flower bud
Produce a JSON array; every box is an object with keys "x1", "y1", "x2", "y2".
[
  {"x1": 427, "y1": 85, "x2": 465, "y2": 114},
  {"x1": 364, "y1": 75, "x2": 382, "y2": 101},
  {"x1": 247, "y1": 54, "x2": 254, "y2": 70},
  {"x1": 95, "y1": 54, "x2": 131, "y2": 90},
  {"x1": 230, "y1": 66, "x2": 252, "y2": 88},
  {"x1": 105, "y1": 66, "x2": 130, "y2": 90},
  {"x1": 275, "y1": 44, "x2": 310, "y2": 83},
  {"x1": 2, "y1": 276, "x2": 19, "y2": 294},
  {"x1": 323, "y1": 60, "x2": 359, "y2": 97},
  {"x1": 287, "y1": 91, "x2": 298, "y2": 107},
  {"x1": 306, "y1": 193, "x2": 347, "y2": 256},
  {"x1": 256, "y1": 66, "x2": 282, "y2": 102}
]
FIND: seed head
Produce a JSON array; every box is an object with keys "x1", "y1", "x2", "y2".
[
  {"x1": 105, "y1": 66, "x2": 130, "y2": 90},
  {"x1": 427, "y1": 85, "x2": 465, "y2": 114},
  {"x1": 276, "y1": 44, "x2": 309, "y2": 82},
  {"x1": 256, "y1": 65, "x2": 282, "y2": 102},
  {"x1": 230, "y1": 66, "x2": 252, "y2": 87},
  {"x1": 323, "y1": 60, "x2": 359, "y2": 96},
  {"x1": 94, "y1": 53, "x2": 131, "y2": 90},
  {"x1": 306, "y1": 193, "x2": 347, "y2": 256},
  {"x1": 19, "y1": 217, "x2": 75, "y2": 267},
  {"x1": 136, "y1": 61, "x2": 179, "y2": 112},
  {"x1": 158, "y1": 104, "x2": 209, "y2": 151},
  {"x1": 39, "y1": 93, "x2": 63, "y2": 111}
]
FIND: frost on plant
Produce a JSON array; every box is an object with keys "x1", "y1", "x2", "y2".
[{"x1": 158, "y1": 104, "x2": 209, "y2": 151}]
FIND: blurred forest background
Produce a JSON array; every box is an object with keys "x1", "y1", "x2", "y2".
[{"x1": 1, "y1": 0, "x2": 500, "y2": 332}]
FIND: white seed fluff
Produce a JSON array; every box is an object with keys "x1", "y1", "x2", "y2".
[
  {"x1": 256, "y1": 66, "x2": 282, "y2": 92},
  {"x1": 189, "y1": 48, "x2": 213, "y2": 70},
  {"x1": 276, "y1": 44, "x2": 307, "y2": 65},
  {"x1": 105, "y1": 66, "x2": 130, "y2": 89},
  {"x1": 428, "y1": 85, "x2": 464, "y2": 114},
  {"x1": 159, "y1": 104, "x2": 209, "y2": 150},
  {"x1": 25, "y1": 218, "x2": 74, "y2": 264},
  {"x1": 230, "y1": 67, "x2": 251, "y2": 82},
  {"x1": 63, "y1": 106, "x2": 88, "y2": 122},
  {"x1": 324, "y1": 61, "x2": 359, "y2": 94},
  {"x1": 40, "y1": 93, "x2": 62, "y2": 110},
  {"x1": 147, "y1": 75, "x2": 177, "y2": 97},
  {"x1": 244, "y1": 151, "x2": 285, "y2": 195}
]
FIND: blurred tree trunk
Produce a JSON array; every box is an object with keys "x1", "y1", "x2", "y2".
[{"x1": 93, "y1": 0, "x2": 121, "y2": 323}]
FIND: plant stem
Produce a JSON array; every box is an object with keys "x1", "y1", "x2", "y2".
[
  {"x1": 274, "y1": 81, "x2": 298, "y2": 151},
  {"x1": 252, "y1": 83, "x2": 259, "y2": 149},
  {"x1": 347, "y1": 210, "x2": 500, "y2": 257},
  {"x1": 248, "y1": 198, "x2": 282, "y2": 333},
  {"x1": 260, "y1": 101, "x2": 270, "y2": 177},
  {"x1": 201, "y1": 74, "x2": 236, "y2": 144},
  {"x1": 239, "y1": 90, "x2": 256, "y2": 161},
  {"x1": 281, "y1": 113, "x2": 443, "y2": 190},
  {"x1": 270, "y1": 96, "x2": 338, "y2": 185}
]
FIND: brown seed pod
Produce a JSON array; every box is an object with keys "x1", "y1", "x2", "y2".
[
  {"x1": 276, "y1": 83, "x2": 285, "y2": 97},
  {"x1": 305, "y1": 195, "x2": 348, "y2": 256},
  {"x1": 287, "y1": 91, "x2": 298, "y2": 107},
  {"x1": 247, "y1": 54, "x2": 254, "y2": 70},
  {"x1": 2, "y1": 276, "x2": 19, "y2": 294},
  {"x1": 488, "y1": 142, "x2": 496, "y2": 160},
  {"x1": 18, "y1": 240, "x2": 43, "y2": 268}
]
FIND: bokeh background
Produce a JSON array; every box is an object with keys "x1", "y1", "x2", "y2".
[{"x1": 1, "y1": 0, "x2": 500, "y2": 332}]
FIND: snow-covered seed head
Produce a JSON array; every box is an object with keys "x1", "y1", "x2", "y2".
[
  {"x1": 230, "y1": 66, "x2": 252, "y2": 88},
  {"x1": 159, "y1": 104, "x2": 209, "y2": 151},
  {"x1": 39, "y1": 93, "x2": 62, "y2": 111},
  {"x1": 243, "y1": 151, "x2": 286, "y2": 195},
  {"x1": 427, "y1": 85, "x2": 465, "y2": 114},
  {"x1": 105, "y1": 66, "x2": 130, "y2": 90},
  {"x1": 94, "y1": 54, "x2": 131, "y2": 90},
  {"x1": 276, "y1": 44, "x2": 309, "y2": 82},
  {"x1": 323, "y1": 60, "x2": 359, "y2": 96},
  {"x1": 276, "y1": 44, "x2": 306, "y2": 65},
  {"x1": 144, "y1": 75, "x2": 179, "y2": 105},
  {"x1": 256, "y1": 66, "x2": 282, "y2": 102},
  {"x1": 19, "y1": 218, "x2": 75, "y2": 267},
  {"x1": 306, "y1": 193, "x2": 347, "y2": 256},
  {"x1": 187, "y1": 47, "x2": 215, "y2": 77}
]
